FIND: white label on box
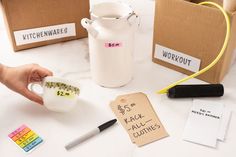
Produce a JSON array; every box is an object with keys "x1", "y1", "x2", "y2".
[
  {"x1": 155, "y1": 44, "x2": 201, "y2": 72},
  {"x1": 14, "y1": 23, "x2": 76, "y2": 46}
]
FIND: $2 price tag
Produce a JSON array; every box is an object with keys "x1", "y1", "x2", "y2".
[{"x1": 55, "y1": 90, "x2": 75, "y2": 99}]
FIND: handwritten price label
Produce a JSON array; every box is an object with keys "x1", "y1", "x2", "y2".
[
  {"x1": 117, "y1": 103, "x2": 136, "y2": 115},
  {"x1": 55, "y1": 90, "x2": 75, "y2": 99},
  {"x1": 105, "y1": 42, "x2": 122, "y2": 48}
]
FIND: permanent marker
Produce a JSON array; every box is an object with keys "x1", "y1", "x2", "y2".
[{"x1": 65, "y1": 119, "x2": 117, "y2": 150}]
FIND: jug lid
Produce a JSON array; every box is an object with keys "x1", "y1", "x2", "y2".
[{"x1": 90, "y1": 2, "x2": 134, "y2": 20}]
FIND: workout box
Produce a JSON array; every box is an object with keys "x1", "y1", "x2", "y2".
[
  {"x1": 0, "y1": 0, "x2": 89, "y2": 51},
  {"x1": 152, "y1": 0, "x2": 236, "y2": 83}
]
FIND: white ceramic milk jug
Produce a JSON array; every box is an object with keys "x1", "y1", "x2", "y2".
[{"x1": 81, "y1": 2, "x2": 139, "y2": 88}]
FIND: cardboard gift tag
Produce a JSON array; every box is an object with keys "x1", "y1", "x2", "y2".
[{"x1": 110, "y1": 92, "x2": 168, "y2": 146}]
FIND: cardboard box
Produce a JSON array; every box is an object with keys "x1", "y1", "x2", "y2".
[
  {"x1": 0, "y1": 0, "x2": 89, "y2": 51},
  {"x1": 152, "y1": 0, "x2": 236, "y2": 83}
]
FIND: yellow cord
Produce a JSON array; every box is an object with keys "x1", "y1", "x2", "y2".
[{"x1": 157, "y1": 1, "x2": 231, "y2": 94}]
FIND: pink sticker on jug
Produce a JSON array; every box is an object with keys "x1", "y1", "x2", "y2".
[{"x1": 105, "y1": 42, "x2": 122, "y2": 48}]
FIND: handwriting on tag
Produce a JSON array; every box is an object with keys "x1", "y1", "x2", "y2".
[
  {"x1": 55, "y1": 90, "x2": 75, "y2": 99},
  {"x1": 110, "y1": 92, "x2": 168, "y2": 146}
]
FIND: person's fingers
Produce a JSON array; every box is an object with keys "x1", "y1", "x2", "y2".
[
  {"x1": 34, "y1": 66, "x2": 53, "y2": 77},
  {"x1": 21, "y1": 88, "x2": 43, "y2": 105},
  {"x1": 29, "y1": 65, "x2": 53, "y2": 83}
]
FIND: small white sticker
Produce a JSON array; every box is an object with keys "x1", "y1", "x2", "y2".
[
  {"x1": 14, "y1": 23, "x2": 76, "y2": 46},
  {"x1": 155, "y1": 44, "x2": 201, "y2": 72}
]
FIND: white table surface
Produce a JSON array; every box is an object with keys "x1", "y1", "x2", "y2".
[{"x1": 0, "y1": 0, "x2": 236, "y2": 157}]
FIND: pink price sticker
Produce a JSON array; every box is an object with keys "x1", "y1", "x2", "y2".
[
  {"x1": 105, "y1": 42, "x2": 122, "y2": 48},
  {"x1": 8, "y1": 125, "x2": 27, "y2": 138}
]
